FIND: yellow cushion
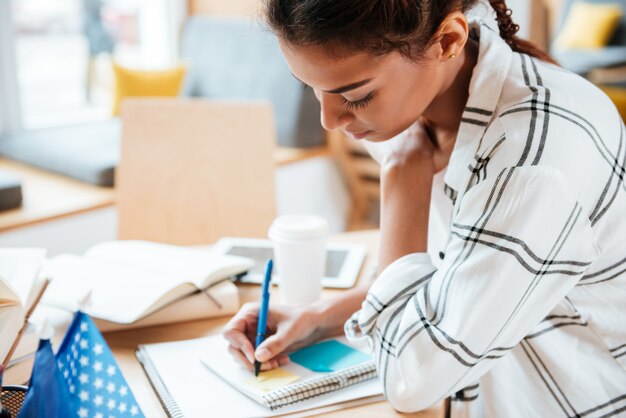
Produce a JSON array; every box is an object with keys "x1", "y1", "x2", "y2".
[
  {"x1": 554, "y1": 1, "x2": 623, "y2": 49},
  {"x1": 112, "y1": 63, "x2": 186, "y2": 115},
  {"x1": 600, "y1": 86, "x2": 626, "y2": 121}
]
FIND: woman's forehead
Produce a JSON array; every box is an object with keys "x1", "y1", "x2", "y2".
[{"x1": 278, "y1": 39, "x2": 388, "y2": 90}]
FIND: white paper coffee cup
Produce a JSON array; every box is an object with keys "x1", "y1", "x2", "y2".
[{"x1": 268, "y1": 215, "x2": 329, "y2": 306}]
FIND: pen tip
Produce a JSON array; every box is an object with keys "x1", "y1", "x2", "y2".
[{"x1": 254, "y1": 361, "x2": 261, "y2": 377}]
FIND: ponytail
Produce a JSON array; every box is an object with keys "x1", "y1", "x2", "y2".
[{"x1": 488, "y1": 0, "x2": 559, "y2": 65}]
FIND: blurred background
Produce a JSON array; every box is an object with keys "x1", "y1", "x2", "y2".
[
  {"x1": 8, "y1": 0, "x2": 184, "y2": 128},
  {"x1": 0, "y1": 0, "x2": 624, "y2": 255}
]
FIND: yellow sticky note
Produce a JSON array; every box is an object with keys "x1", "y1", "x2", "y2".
[{"x1": 247, "y1": 367, "x2": 300, "y2": 392}]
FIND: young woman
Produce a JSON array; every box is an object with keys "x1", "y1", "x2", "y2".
[{"x1": 224, "y1": 1, "x2": 626, "y2": 416}]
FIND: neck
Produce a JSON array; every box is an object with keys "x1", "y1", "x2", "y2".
[{"x1": 422, "y1": 38, "x2": 479, "y2": 149}]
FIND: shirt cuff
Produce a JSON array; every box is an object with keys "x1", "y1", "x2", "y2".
[{"x1": 345, "y1": 252, "x2": 436, "y2": 340}]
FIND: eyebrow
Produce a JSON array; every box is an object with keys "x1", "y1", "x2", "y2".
[
  {"x1": 325, "y1": 79, "x2": 373, "y2": 94},
  {"x1": 294, "y1": 75, "x2": 373, "y2": 94}
]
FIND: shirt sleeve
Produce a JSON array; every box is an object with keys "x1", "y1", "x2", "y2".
[{"x1": 344, "y1": 165, "x2": 600, "y2": 413}]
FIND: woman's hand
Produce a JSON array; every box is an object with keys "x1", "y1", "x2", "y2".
[{"x1": 222, "y1": 302, "x2": 323, "y2": 372}]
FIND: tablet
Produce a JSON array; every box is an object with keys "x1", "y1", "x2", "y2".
[{"x1": 212, "y1": 237, "x2": 367, "y2": 289}]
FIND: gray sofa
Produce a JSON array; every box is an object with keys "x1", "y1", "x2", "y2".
[
  {"x1": 180, "y1": 16, "x2": 322, "y2": 148},
  {"x1": 0, "y1": 120, "x2": 120, "y2": 187},
  {"x1": 0, "y1": 16, "x2": 322, "y2": 201},
  {"x1": 551, "y1": 0, "x2": 626, "y2": 75}
]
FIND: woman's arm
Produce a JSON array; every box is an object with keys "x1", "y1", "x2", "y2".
[
  {"x1": 362, "y1": 120, "x2": 438, "y2": 271},
  {"x1": 349, "y1": 165, "x2": 600, "y2": 412},
  {"x1": 378, "y1": 157, "x2": 434, "y2": 271}
]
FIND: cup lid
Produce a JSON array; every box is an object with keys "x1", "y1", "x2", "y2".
[{"x1": 268, "y1": 215, "x2": 329, "y2": 240}]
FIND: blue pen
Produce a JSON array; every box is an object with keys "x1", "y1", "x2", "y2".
[{"x1": 254, "y1": 259, "x2": 273, "y2": 376}]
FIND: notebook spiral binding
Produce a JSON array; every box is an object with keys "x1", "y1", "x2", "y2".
[
  {"x1": 262, "y1": 360, "x2": 377, "y2": 411},
  {"x1": 136, "y1": 347, "x2": 183, "y2": 418}
]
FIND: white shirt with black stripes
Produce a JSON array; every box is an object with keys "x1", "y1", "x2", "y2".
[{"x1": 345, "y1": 7, "x2": 626, "y2": 418}]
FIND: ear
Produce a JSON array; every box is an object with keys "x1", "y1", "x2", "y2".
[{"x1": 434, "y1": 11, "x2": 470, "y2": 62}]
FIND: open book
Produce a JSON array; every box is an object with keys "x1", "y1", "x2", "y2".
[
  {"x1": 136, "y1": 335, "x2": 383, "y2": 418},
  {"x1": 0, "y1": 248, "x2": 47, "y2": 364},
  {"x1": 40, "y1": 241, "x2": 253, "y2": 330}
]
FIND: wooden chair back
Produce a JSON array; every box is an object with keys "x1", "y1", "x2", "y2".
[
  {"x1": 327, "y1": 130, "x2": 380, "y2": 230},
  {"x1": 117, "y1": 99, "x2": 276, "y2": 245}
]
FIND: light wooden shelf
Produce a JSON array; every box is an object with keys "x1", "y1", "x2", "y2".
[{"x1": 0, "y1": 158, "x2": 115, "y2": 232}]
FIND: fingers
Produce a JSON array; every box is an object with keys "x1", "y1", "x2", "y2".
[
  {"x1": 228, "y1": 345, "x2": 254, "y2": 371},
  {"x1": 227, "y1": 346, "x2": 287, "y2": 372},
  {"x1": 224, "y1": 302, "x2": 259, "y2": 334},
  {"x1": 224, "y1": 302, "x2": 299, "y2": 374},
  {"x1": 223, "y1": 303, "x2": 261, "y2": 363},
  {"x1": 255, "y1": 330, "x2": 290, "y2": 363},
  {"x1": 225, "y1": 330, "x2": 255, "y2": 363}
]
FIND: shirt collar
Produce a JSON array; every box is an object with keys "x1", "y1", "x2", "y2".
[{"x1": 443, "y1": 19, "x2": 513, "y2": 194}]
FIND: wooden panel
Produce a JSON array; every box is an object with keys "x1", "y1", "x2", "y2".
[
  {"x1": 188, "y1": 0, "x2": 260, "y2": 18},
  {"x1": 327, "y1": 130, "x2": 380, "y2": 230},
  {"x1": 274, "y1": 145, "x2": 331, "y2": 166},
  {"x1": 364, "y1": 181, "x2": 381, "y2": 200},
  {"x1": 542, "y1": 0, "x2": 565, "y2": 36},
  {"x1": 0, "y1": 158, "x2": 115, "y2": 232},
  {"x1": 588, "y1": 65, "x2": 626, "y2": 84},
  {"x1": 529, "y1": 0, "x2": 550, "y2": 49},
  {"x1": 117, "y1": 99, "x2": 276, "y2": 245},
  {"x1": 353, "y1": 157, "x2": 380, "y2": 179},
  {"x1": 345, "y1": 137, "x2": 369, "y2": 155}
]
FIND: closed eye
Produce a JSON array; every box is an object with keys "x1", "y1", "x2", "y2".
[{"x1": 339, "y1": 92, "x2": 375, "y2": 110}]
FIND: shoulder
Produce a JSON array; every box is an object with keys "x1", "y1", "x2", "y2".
[
  {"x1": 475, "y1": 55, "x2": 624, "y2": 206},
  {"x1": 492, "y1": 53, "x2": 622, "y2": 150}
]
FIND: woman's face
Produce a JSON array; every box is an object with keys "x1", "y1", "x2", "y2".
[{"x1": 279, "y1": 41, "x2": 444, "y2": 142}]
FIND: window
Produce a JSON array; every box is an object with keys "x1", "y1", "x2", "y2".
[{"x1": 7, "y1": 0, "x2": 184, "y2": 129}]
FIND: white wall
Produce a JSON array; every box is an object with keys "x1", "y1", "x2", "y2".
[
  {"x1": 0, "y1": 207, "x2": 117, "y2": 256},
  {"x1": 275, "y1": 157, "x2": 350, "y2": 233},
  {"x1": 0, "y1": 0, "x2": 22, "y2": 134}
]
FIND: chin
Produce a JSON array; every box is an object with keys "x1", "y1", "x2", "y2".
[{"x1": 362, "y1": 132, "x2": 391, "y2": 143}]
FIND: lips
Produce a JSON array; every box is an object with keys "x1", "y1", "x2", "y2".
[{"x1": 344, "y1": 130, "x2": 372, "y2": 140}]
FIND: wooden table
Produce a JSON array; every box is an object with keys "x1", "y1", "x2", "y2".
[{"x1": 103, "y1": 230, "x2": 442, "y2": 417}]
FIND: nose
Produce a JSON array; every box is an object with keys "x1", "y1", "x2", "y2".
[{"x1": 317, "y1": 91, "x2": 353, "y2": 131}]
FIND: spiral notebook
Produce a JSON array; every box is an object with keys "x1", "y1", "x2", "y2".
[{"x1": 136, "y1": 335, "x2": 383, "y2": 418}]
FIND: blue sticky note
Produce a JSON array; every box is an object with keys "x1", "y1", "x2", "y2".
[{"x1": 289, "y1": 340, "x2": 371, "y2": 372}]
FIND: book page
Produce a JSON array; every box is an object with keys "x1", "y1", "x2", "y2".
[
  {"x1": 84, "y1": 241, "x2": 253, "y2": 288},
  {"x1": 0, "y1": 248, "x2": 46, "y2": 307},
  {"x1": 92, "y1": 280, "x2": 239, "y2": 332},
  {"x1": 0, "y1": 294, "x2": 25, "y2": 365},
  {"x1": 42, "y1": 254, "x2": 196, "y2": 324}
]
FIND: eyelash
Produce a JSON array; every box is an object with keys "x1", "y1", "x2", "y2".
[
  {"x1": 300, "y1": 82, "x2": 374, "y2": 110},
  {"x1": 339, "y1": 93, "x2": 375, "y2": 110}
]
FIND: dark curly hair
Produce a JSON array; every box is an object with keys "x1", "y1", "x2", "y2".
[{"x1": 265, "y1": 0, "x2": 557, "y2": 64}]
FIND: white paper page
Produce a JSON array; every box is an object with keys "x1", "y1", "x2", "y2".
[
  {"x1": 0, "y1": 300, "x2": 25, "y2": 364},
  {"x1": 141, "y1": 336, "x2": 382, "y2": 418},
  {"x1": 0, "y1": 248, "x2": 46, "y2": 306},
  {"x1": 42, "y1": 255, "x2": 195, "y2": 323},
  {"x1": 84, "y1": 241, "x2": 253, "y2": 288},
  {"x1": 199, "y1": 336, "x2": 374, "y2": 404}
]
